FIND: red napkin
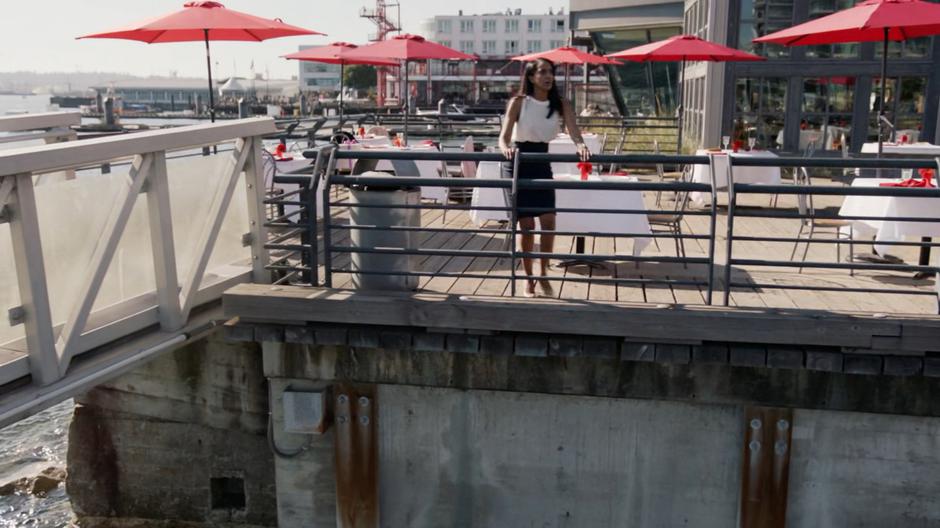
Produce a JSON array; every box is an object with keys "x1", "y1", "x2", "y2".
[
  {"x1": 577, "y1": 161, "x2": 593, "y2": 180},
  {"x1": 732, "y1": 140, "x2": 742, "y2": 153},
  {"x1": 879, "y1": 169, "x2": 936, "y2": 187}
]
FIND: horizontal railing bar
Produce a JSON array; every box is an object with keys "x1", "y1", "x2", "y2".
[
  {"x1": 731, "y1": 258, "x2": 938, "y2": 273},
  {"x1": 730, "y1": 210, "x2": 940, "y2": 222},
  {"x1": 337, "y1": 224, "x2": 710, "y2": 239},
  {"x1": 733, "y1": 184, "x2": 940, "y2": 197},
  {"x1": 330, "y1": 245, "x2": 708, "y2": 265},
  {"x1": 731, "y1": 235, "x2": 940, "y2": 247},
  {"x1": 729, "y1": 282, "x2": 936, "y2": 296},
  {"x1": 264, "y1": 243, "x2": 309, "y2": 251},
  {"x1": 0, "y1": 117, "x2": 276, "y2": 177},
  {"x1": 330, "y1": 268, "x2": 706, "y2": 287}
]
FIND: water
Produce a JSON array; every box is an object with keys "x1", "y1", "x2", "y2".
[{"x1": 1, "y1": 94, "x2": 75, "y2": 527}]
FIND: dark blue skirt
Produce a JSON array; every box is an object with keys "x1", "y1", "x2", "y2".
[{"x1": 502, "y1": 141, "x2": 555, "y2": 219}]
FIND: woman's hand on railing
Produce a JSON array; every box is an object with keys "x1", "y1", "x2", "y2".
[
  {"x1": 576, "y1": 142, "x2": 591, "y2": 162},
  {"x1": 501, "y1": 145, "x2": 516, "y2": 161}
]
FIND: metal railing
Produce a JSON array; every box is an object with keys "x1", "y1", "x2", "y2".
[{"x1": 263, "y1": 147, "x2": 940, "y2": 314}]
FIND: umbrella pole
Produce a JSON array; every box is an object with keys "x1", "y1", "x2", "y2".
[
  {"x1": 878, "y1": 28, "x2": 888, "y2": 158},
  {"x1": 403, "y1": 62, "x2": 409, "y2": 145},
  {"x1": 339, "y1": 63, "x2": 345, "y2": 128},
  {"x1": 676, "y1": 59, "x2": 685, "y2": 154},
  {"x1": 204, "y1": 30, "x2": 216, "y2": 123}
]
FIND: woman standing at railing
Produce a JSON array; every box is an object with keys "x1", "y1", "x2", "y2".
[{"x1": 499, "y1": 58, "x2": 592, "y2": 298}]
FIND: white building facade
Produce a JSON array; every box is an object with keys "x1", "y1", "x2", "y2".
[
  {"x1": 417, "y1": 8, "x2": 570, "y2": 61},
  {"x1": 296, "y1": 45, "x2": 342, "y2": 93}
]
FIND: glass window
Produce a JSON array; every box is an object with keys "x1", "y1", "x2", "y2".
[
  {"x1": 732, "y1": 77, "x2": 788, "y2": 148},
  {"x1": 482, "y1": 20, "x2": 496, "y2": 33},
  {"x1": 505, "y1": 19, "x2": 519, "y2": 33},
  {"x1": 869, "y1": 76, "x2": 927, "y2": 142},
  {"x1": 460, "y1": 41, "x2": 474, "y2": 54},
  {"x1": 482, "y1": 40, "x2": 496, "y2": 55},
  {"x1": 439, "y1": 40, "x2": 451, "y2": 49},
  {"x1": 738, "y1": 0, "x2": 793, "y2": 58},
  {"x1": 527, "y1": 19, "x2": 542, "y2": 32},
  {"x1": 460, "y1": 20, "x2": 474, "y2": 33},
  {"x1": 800, "y1": 76, "x2": 855, "y2": 151},
  {"x1": 592, "y1": 26, "x2": 682, "y2": 116},
  {"x1": 806, "y1": 0, "x2": 860, "y2": 58},
  {"x1": 526, "y1": 40, "x2": 542, "y2": 53},
  {"x1": 437, "y1": 20, "x2": 451, "y2": 33},
  {"x1": 550, "y1": 40, "x2": 565, "y2": 49},
  {"x1": 505, "y1": 40, "x2": 518, "y2": 54},
  {"x1": 553, "y1": 19, "x2": 565, "y2": 32}
]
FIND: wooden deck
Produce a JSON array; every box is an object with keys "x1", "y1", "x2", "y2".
[{"x1": 298, "y1": 177, "x2": 938, "y2": 316}]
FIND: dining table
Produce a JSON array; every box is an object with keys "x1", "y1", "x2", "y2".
[
  {"x1": 839, "y1": 178, "x2": 940, "y2": 256},
  {"x1": 470, "y1": 161, "x2": 652, "y2": 256},
  {"x1": 690, "y1": 149, "x2": 782, "y2": 205}
]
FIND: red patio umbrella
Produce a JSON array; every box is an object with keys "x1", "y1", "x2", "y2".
[
  {"x1": 283, "y1": 43, "x2": 398, "y2": 124},
  {"x1": 511, "y1": 46, "x2": 621, "y2": 108},
  {"x1": 343, "y1": 34, "x2": 476, "y2": 144},
  {"x1": 607, "y1": 34, "x2": 764, "y2": 152},
  {"x1": 79, "y1": 1, "x2": 323, "y2": 122},
  {"x1": 754, "y1": 0, "x2": 940, "y2": 155}
]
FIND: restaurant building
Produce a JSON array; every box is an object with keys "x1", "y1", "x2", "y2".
[{"x1": 571, "y1": 0, "x2": 940, "y2": 152}]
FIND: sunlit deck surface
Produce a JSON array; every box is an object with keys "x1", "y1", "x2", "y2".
[{"x1": 305, "y1": 175, "x2": 937, "y2": 316}]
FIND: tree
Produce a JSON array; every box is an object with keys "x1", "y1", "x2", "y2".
[{"x1": 344, "y1": 65, "x2": 377, "y2": 91}]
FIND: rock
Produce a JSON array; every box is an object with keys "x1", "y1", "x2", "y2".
[{"x1": 0, "y1": 466, "x2": 66, "y2": 497}]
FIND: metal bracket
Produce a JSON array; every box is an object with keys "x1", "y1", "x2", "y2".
[
  {"x1": 740, "y1": 406, "x2": 794, "y2": 528},
  {"x1": 241, "y1": 232, "x2": 253, "y2": 247},
  {"x1": 333, "y1": 383, "x2": 378, "y2": 528},
  {"x1": 7, "y1": 306, "x2": 25, "y2": 327}
]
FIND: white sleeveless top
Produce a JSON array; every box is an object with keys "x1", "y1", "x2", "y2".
[{"x1": 510, "y1": 96, "x2": 561, "y2": 144}]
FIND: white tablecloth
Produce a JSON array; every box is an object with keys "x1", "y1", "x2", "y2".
[
  {"x1": 339, "y1": 143, "x2": 445, "y2": 202},
  {"x1": 839, "y1": 178, "x2": 940, "y2": 256},
  {"x1": 861, "y1": 142, "x2": 940, "y2": 156},
  {"x1": 470, "y1": 161, "x2": 651, "y2": 256},
  {"x1": 690, "y1": 149, "x2": 781, "y2": 205},
  {"x1": 549, "y1": 133, "x2": 602, "y2": 175}
]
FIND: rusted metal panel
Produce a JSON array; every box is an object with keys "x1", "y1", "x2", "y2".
[
  {"x1": 740, "y1": 406, "x2": 794, "y2": 528},
  {"x1": 333, "y1": 383, "x2": 378, "y2": 528}
]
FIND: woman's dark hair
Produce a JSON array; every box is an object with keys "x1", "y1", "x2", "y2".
[{"x1": 521, "y1": 58, "x2": 563, "y2": 119}]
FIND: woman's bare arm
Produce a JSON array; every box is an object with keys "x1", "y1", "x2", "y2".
[
  {"x1": 499, "y1": 96, "x2": 523, "y2": 160},
  {"x1": 561, "y1": 100, "x2": 590, "y2": 161}
]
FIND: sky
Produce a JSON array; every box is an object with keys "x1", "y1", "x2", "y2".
[{"x1": 0, "y1": 0, "x2": 558, "y2": 79}]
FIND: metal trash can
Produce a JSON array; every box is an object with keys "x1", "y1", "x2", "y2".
[{"x1": 348, "y1": 171, "x2": 421, "y2": 290}]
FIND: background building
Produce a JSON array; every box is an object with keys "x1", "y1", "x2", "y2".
[
  {"x1": 571, "y1": 0, "x2": 940, "y2": 152},
  {"x1": 296, "y1": 45, "x2": 343, "y2": 93}
]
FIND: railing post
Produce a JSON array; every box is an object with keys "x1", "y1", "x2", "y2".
[
  {"x1": 705, "y1": 153, "x2": 720, "y2": 305},
  {"x1": 146, "y1": 151, "x2": 184, "y2": 331},
  {"x1": 7, "y1": 172, "x2": 60, "y2": 385},
  {"x1": 509, "y1": 153, "x2": 521, "y2": 297},
  {"x1": 723, "y1": 158, "x2": 736, "y2": 306},
  {"x1": 245, "y1": 136, "x2": 271, "y2": 284},
  {"x1": 321, "y1": 146, "x2": 338, "y2": 288}
]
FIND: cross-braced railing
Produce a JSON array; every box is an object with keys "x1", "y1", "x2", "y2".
[{"x1": 0, "y1": 118, "x2": 276, "y2": 388}]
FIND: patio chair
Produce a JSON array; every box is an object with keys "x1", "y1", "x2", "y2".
[
  {"x1": 653, "y1": 139, "x2": 685, "y2": 206},
  {"x1": 789, "y1": 167, "x2": 854, "y2": 275},
  {"x1": 647, "y1": 169, "x2": 691, "y2": 262}
]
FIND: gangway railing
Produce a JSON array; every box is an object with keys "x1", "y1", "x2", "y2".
[
  {"x1": 0, "y1": 118, "x2": 275, "y2": 425},
  {"x1": 0, "y1": 111, "x2": 80, "y2": 147}
]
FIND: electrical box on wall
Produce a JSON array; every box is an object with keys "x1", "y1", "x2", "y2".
[{"x1": 282, "y1": 389, "x2": 327, "y2": 434}]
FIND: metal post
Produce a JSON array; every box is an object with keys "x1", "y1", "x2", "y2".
[
  {"x1": 322, "y1": 147, "x2": 338, "y2": 287},
  {"x1": 676, "y1": 59, "x2": 686, "y2": 155},
  {"x1": 403, "y1": 61, "x2": 410, "y2": 145},
  {"x1": 723, "y1": 158, "x2": 736, "y2": 306},
  {"x1": 204, "y1": 30, "x2": 216, "y2": 123},
  {"x1": 877, "y1": 28, "x2": 888, "y2": 158},
  {"x1": 509, "y1": 153, "x2": 521, "y2": 297},
  {"x1": 705, "y1": 154, "x2": 719, "y2": 305},
  {"x1": 339, "y1": 63, "x2": 345, "y2": 126}
]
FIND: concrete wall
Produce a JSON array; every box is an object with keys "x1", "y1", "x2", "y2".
[
  {"x1": 66, "y1": 335, "x2": 940, "y2": 527},
  {"x1": 67, "y1": 333, "x2": 276, "y2": 527}
]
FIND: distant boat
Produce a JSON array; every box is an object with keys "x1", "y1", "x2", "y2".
[{"x1": 4, "y1": 109, "x2": 29, "y2": 115}]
